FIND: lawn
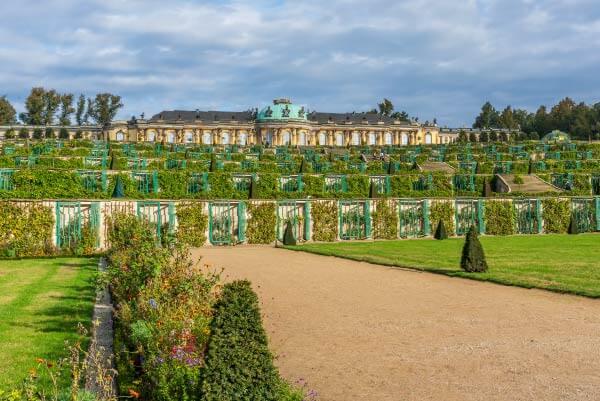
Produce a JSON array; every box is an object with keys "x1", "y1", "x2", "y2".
[
  {"x1": 286, "y1": 234, "x2": 600, "y2": 298},
  {"x1": 0, "y1": 257, "x2": 97, "y2": 389}
]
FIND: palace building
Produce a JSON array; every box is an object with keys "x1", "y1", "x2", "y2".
[{"x1": 1, "y1": 98, "x2": 461, "y2": 145}]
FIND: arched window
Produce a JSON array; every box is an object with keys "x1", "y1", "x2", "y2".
[
  {"x1": 281, "y1": 131, "x2": 291, "y2": 146},
  {"x1": 238, "y1": 132, "x2": 247, "y2": 146},
  {"x1": 185, "y1": 131, "x2": 194, "y2": 143},
  {"x1": 166, "y1": 132, "x2": 176, "y2": 143},
  {"x1": 298, "y1": 131, "x2": 307, "y2": 146},
  {"x1": 401, "y1": 133, "x2": 409, "y2": 145},
  {"x1": 425, "y1": 132, "x2": 432, "y2": 144},
  {"x1": 368, "y1": 132, "x2": 376, "y2": 145},
  {"x1": 265, "y1": 131, "x2": 273, "y2": 146},
  {"x1": 146, "y1": 131, "x2": 156, "y2": 142},
  {"x1": 202, "y1": 132, "x2": 212, "y2": 144},
  {"x1": 351, "y1": 132, "x2": 360, "y2": 145},
  {"x1": 384, "y1": 132, "x2": 392, "y2": 145},
  {"x1": 318, "y1": 132, "x2": 327, "y2": 146},
  {"x1": 221, "y1": 131, "x2": 230, "y2": 145},
  {"x1": 335, "y1": 133, "x2": 344, "y2": 146},
  {"x1": 115, "y1": 131, "x2": 125, "y2": 141}
]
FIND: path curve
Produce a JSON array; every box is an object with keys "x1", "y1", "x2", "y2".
[{"x1": 195, "y1": 246, "x2": 600, "y2": 401}]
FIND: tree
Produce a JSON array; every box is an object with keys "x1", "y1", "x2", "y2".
[
  {"x1": 479, "y1": 131, "x2": 489, "y2": 143},
  {"x1": 499, "y1": 131, "x2": 508, "y2": 142},
  {"x1": 469, "y1": 132, "x2": 478, "y2": 143},
  {"x1": 473, "y1": 102, "x2": 500, "y2": 129},
  {"x1": 0, "y1": 96, "x2": 16, "y2": 125},
  {"x1": 88, "y1": 93, "x2": 123, "y2": 126},
  {"x1": 434, "y1": 220, "x2": 447, "y2": 240},
  {"x1": 282, "y1": 221, "x2": 297, "y2": 245},
  {"x1": 460, "y1": 225, "x2": 488, "y2": 272},
  {"x1": 529, "y1": 131, "x2": 539, "y2": 140},
  {"x1": 58, "y1": 93, "x2": 75, "y2": 126},
  {"x1": 112, "y1": 175, "x2": 125, "y2": 198},
  {"x1": 75, "y1": 94, "x2": 86, "y2": 125},
  {"x1": 391, "y1": 110, "x2": 410, "y2": 121},
  {"x1": 377, "y1": 98, "x2": 394, "y2": 117},
  {"x1": 458, "y1": 130, "x2": 468, "y2": 143},
  {"x1": 22, "y1": 87, "x2": 46, "y2": 125},
  {"x1": 42, "y1": 89, "x2": 61, "y2": 125},
  {"x1": 489, "y1": 131, "x2": 498, "y2": 142},
  {"x1": 500, "y1": 106, "x2": 519, "y2": 130}
]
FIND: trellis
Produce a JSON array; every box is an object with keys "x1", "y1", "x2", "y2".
[
  {"x1": 0, "y1": 169, "x2": 14, "y2": 191},
  {"x1": 571, "y1": 198, "x2": 596, "y2": 233},
  {"x1": 494, "y1": 161, "x2": 512, "y2": 174},
  {"x1": 77, "y1": 170, "x2": 108, "y2": 192},
  {"x1": 312, "y1": 161, "x2": 331, "y2": 173},
  {"x1": 339, "y1": 200, "x2": 370, "y2": 240},
  {"x1": 136, "y1": 201, "x2": 176, "y2": 241},
  {"x1": 564, "y1": 160, "x2": 581, "y2": 170},
  {"x1": 280, "y1": 175, "x2": 303, "y2": 192},
  {"x1": 453, "y1": 174, "x2": 475, "y2": 192},
  {"x1": 325, "y1": 175, "x2": 347, "y2": 194},
  {"x1": 187, "y1": 172, "x2": 208, "y2": 194},
  {"x1": 132, "y1": 171, "x2": 159, "y2": 194},
  {"x1": 458, "y1": 161, "x2": 477, "y2": 174},
  {"x1": 233, "y1": 174, "x2": 254, "y2": 192},
  {"x1": 399, "y1": 199, "x2": 429, "y2": 238},
  {"x1": 514, "y1": 199, "x2": 542, "y2": 234},
  {"x1": 592, "y1": 175, "x2": 600, "y2": 196},
  {"x1": 455, "y1": 199, "x2": 484, "y2": 235},
  {"x1": 277, "y1": 201, "x2": 310, "y2": 242},
  {"x1": 127, "y1": 157, "x2": 148, "y2": 170},
  {"x1": 412, "y1": 174, "x2": 433, "y2": 191},
  {"x1": 552, "y1": 173, "x2": 573, "y2": 190},
  {"x1": 208, "y1": 201, "x2": 245, "y2": 245},
  {"x1": 369, "y1": 175, "x2": 391, "y2": 195},
  {"x1": 165, "y1": 158, "x2": 187, "y2": 170},
  {"x1": 55, "y1": 202, "x2": 100, "y2": 249}
]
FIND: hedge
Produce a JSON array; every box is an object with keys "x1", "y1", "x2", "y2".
[
  {"x1": 311, "y1": 200, "x2": 338, "y2": 241},
  {"x1": 246, "y1": 202, "x2": 277, "y2": 244},
  {"x1": 371, "y1": 200, "x2": 398, "y2": 239},
  {"x1": 542, "y1": 198, "x2": 571, "y2": 233},
  {"x1": 429, "y1": 200, "x2": 454, "y2": 236},
  {"x1": 175, "y1": 202, "x2": 208, "y2": 247},
  {"x1": 484, "y1": 200, "x2": 515, "y2": 235}
]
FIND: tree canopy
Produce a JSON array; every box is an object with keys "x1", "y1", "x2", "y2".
[{"x1": 0, "y1": 96, "x2": 16, "y2": 125}]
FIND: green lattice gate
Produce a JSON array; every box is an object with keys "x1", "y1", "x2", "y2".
[
  {"x1": 78, "y1": 170, "x2": 108, "y2": 192},
  {"x1": 398, "y1": 200, "x2": 429, "y2": 238},
  {"x1": 277, "y1": 201, "x2": 310, "y2": 242},
  {"x1": 514, "y1": 199, "x2": 542, "y2": 234},
  {"x1": 571, "y1": 198, "x2": 596, "y2": 233},
  {"x1": 209, "y1": 202, "x2": 245, "y2": 245},
  {"x1": 455, "y1": 199, "x2": 484, "y2": 235},
  {"x1": 137, "y1": 201, "x2": 176, "y2": 242},
  {"x1": 0, "y1": 169, "x2": 14, "y2": 190},
  {"x1": 56, "y1": 202, "x2": 82, "y2": 249},
  {"x1": 339, "y1": 200, "x2": 370, "y2": 240},
  {"x1": 592, "y1": 175, "x2": 600, "y2": 196}
]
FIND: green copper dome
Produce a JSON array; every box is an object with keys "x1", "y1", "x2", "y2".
[{"x1": 256, "y1": 98, "x2": 308, "y2": 122}]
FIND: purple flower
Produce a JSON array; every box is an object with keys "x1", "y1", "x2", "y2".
[{"x1": 148, "y1": 299, "x2": 158, "y2": 309}]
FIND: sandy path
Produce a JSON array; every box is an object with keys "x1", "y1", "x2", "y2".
[{"x1": 195, "y1": 246, "x2": 600, "y2": 401}]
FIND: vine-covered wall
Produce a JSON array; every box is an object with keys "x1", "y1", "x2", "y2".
[
  {"x1": 245, "y1": 202, "x2": 277, "y2": 244},
  {"x1": 371, "y1": 200, "x2": 398, "y2": 239},
  {"x1": 311, "y1": 200, "x2": 338, "y2": 242},
  {"x1": 429, "y1": 200, "x2": 455, "y2": 235},
  {"x1": 175, "y1": 202, "x2": 208, "y2": 247},
  {"x1": 484, "y1": 200, "x2": 515, "y2": 235},
  {"x1": 0, "y1": 202, "x2": 54, "y2": 256},
  {"x1": 542, "y1": 198, "x2": 571, "y2": 233}
]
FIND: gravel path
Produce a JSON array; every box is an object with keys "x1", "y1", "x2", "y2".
[{"x1": 195, "y1": 246, "x2": 600, "y2": 401}]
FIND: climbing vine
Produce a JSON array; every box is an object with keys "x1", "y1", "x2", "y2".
[
  {"x1": 429, "y1": 200, "x2": 454, "y2": 236},
  {"x1": 311, "y1": 200, "x2": 338, "y2": 242},
  {"x1": 245, "y1": 202, "x2": 276, "y2": 244},
  {"x1": 484, "y1": 200, "x2": 515, "y2": 235},
  {"x1": 176, "y1": 202, "x2": 208, "y2": 247},
  {"x1": 371, "y1": 200, "x2": 398, "y2": 239},
  {"x1": 0, "y1": 202, "x2": 54, "y2": 256},
  {"x1": 542, "y1": 198, "x2": 571, "y2": 233}
]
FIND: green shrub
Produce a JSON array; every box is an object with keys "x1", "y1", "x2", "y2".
[
  {"x1": 430, "y1": 200, "x2": 454, "y2": 236},
  {"x1": 542, "y1": 198, "x2": 571, "y2": 233},
  {"x1": 434, "y1": 219, "x2": 447, "y2": 240},
  {"x1": 311, "y1": 200, "x2": 338, "y2": 241},
  {"x1": 246, "y1": 202, "x2": 276, "y2": 244},
  {"x1": 176, "y1": 202, "x2": 208, "y2": 247},
  {"x1": 460, "y1": 225, "x2": 488, "y2": 272},
  {"x1": 371, "y1": 200, "x2": 398, "y2": 239},
  {"x1": 484, "y1": 200, "x2": 515, "y2": 235},
  {"x1": 200, "y1": 280, "x2": 282, "y2": 401},
  {"x1": 513, "y1": 174, "x2": 524, "y2": 185},
  {"x1": 282, "y1": 221, "x2": 297, "y2": 245},
  {"x1": 0, "y1": 202, "x2": 54, "y2": 256}
]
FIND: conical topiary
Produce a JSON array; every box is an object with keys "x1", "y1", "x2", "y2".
[
  {"x1": 387, "y1": 161, "x2": 396, "y2": 175},
  {"x1": 568, "y1": 216, "x2": 579, "y2": 234},
  {"x1": 369, "y1": 182, "x2": 379, "y2": 198},
  {"x1": 248, "y1": 177, "x2": 257, "y2": 199},
  {"x1": 112, "y1": 175, "x2": 125, "y2": 198},
  {"x1": 282, "y1": 221, "x2": 297, "y2": 246},
  {"x1": 528, "y1": 159, "x2": 533, "y2": 175},
  {"x1": 434, "y1": 220, "x2": 448, "y2": 240},
  {"x1": 299, "y1": 157, "x2": 308, "y2": 174},
  {"x1": 411, "y1": 161, "x2": 419, "y2": 170},
  {"x1": 475, "y1": 162, "x2": 480, "y2": 174},
  {"x1": 482, "y1": 177, "x2": 492, "y2": 197},
  {"x1": 460, "y1": 225, "x2": 488, "y2": 273}
]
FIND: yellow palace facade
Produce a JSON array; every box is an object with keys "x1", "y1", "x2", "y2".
[{"x1": 107, "y1": 99, "x2": 447, "y2": 146}]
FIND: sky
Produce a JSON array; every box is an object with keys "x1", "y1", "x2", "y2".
[{"x1": 1, "y1": 0, "x2": 600, "y2": 127}]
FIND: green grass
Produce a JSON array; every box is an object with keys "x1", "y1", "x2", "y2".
[
  {"x1": 286, "y1": 234, "x2": 600, "y2": 298},
  {"x1": 0, "y1": 257, "x2": 97, "y2": 389}
]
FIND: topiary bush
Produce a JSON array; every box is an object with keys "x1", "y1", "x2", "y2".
[
  {"x1": 200, "y1": 280, "x2": 282, "y2": 401},
  {"x1": 246, "y1": 202, "x2": 276, "y2": 244},
  {"x1": 434, "y1": 219, "x2": 447, "y2": 240},
  {"x1": 282, "y1": 220, "x2": 297, "y2": 245},
  {"x1": 311, "y1": 200, "x2": 338, "y2": 241},
  {"x1": 460, "y1": 225, "x2": 488, "y2": 273},
  {"x1": 430, "y1": 200, "x2": 454, "y2": 236}
]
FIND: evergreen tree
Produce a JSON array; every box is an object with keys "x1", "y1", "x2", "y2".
[
  {"x1": 248, "y1": 177, "x2": 257, "y2": 199},
  {"x1": 482, "y1": 178, "x2": 492, "y2": 197},
  {"x1": 369, "y1": 182, "x2": 379, "y2": 198},
  {"x1": 282, "y1": 221, "x2": 297, "y2": 246},
  {"x1": 434, "y1": 220, "x2": 448, "y2": 240},
  {"x1": 460, "y1": 225, "x2": 488, "y2": 273},
  {"x1": 568, "y1": 216, "x2": 579, "y2": 234},
  {"x1": 0, "y1": 96, "x2": 16, "y2": 125},
  {"x1": 112, "y1": 175, "x2": 125, "y2": 198}
]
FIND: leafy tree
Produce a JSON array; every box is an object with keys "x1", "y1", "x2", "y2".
[
  {"x1": 468, "y1": 132, "x2": 477, "y2": 142},
  {"x1": 0, "y1": 96, "x2": 16, "y2": 125},
  {"x1": 22, "y1": 87, "x2": 46, "y2": 125},
  {"x1": 75, "y1": 94, "x2": 86, "y2": 125},
  {"x1": 18, "y1": 128, "x2": 29, "y2": 138},
  {"x1": 434, "y1": 220, "x2": 447, "y2": 240},
  {"x1": 458, "y1": 130, "x2": 468, "y2": 143},
  {"x1": 499, "y1": 131, "x2": 508, "y2": 142},
  {"x1": 391, "y1": 110, "x2": 410, "y2": 121},
  {"x1": 500, "y1": 106, "x2": 518, "y2": 130},
  {"x1": 377, "y1": 98, "x2": 394, "y2": 117},
  {"x1": 282, "y1": 221, "x2": 297, "y2": 245},
  {"x1": 529, "y1": 131, "x2": 539, "y2": 140},
  {"x1": 58, "y1": 93, "x2": 75, "y2": 126},
  {"x1": 479, "y1": 131, "x2": 489, "y2": 143},
  {"x1": 473, "y1": 102, "x2": 500, "y2": 129},
  {"x1": 489, "y1": 131, "x2": 498, "y2": 142},
  {"x1": 42, "y1": 89, "x2": 61, "y2": 125},
  {"x1": 88, "y1": 93, "x2": 123, "y2": 126}
]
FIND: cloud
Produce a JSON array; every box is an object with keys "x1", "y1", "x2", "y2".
[{"x1": 0, "y1": 0, "x2": 599, "y2": 126}]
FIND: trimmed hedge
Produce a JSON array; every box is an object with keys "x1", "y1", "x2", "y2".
[
  {"x1": 246, "y1": 202, "x2": 277, "y2": 244},
  {"x1": 176, "y1": 202, "x2": 208, "y2": 247},
  {"x1": 484, "y1": 200, "x2": 515, "y2": 235},
  {"x1": 429, "y1": 200, "x2": 454, "y2": 236},
  {"x1": 200, "y1": 280, "x2": 282, "y2": 401},
  {"x1": 311, "y1": 200, "x2": 338, "y2": 241},
  {"x1": 371, "y1": 200, "x2": 398, "y2": 239},
  {"x1": 542, "y1": 198, "x2": 571, "y2": 233}
]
